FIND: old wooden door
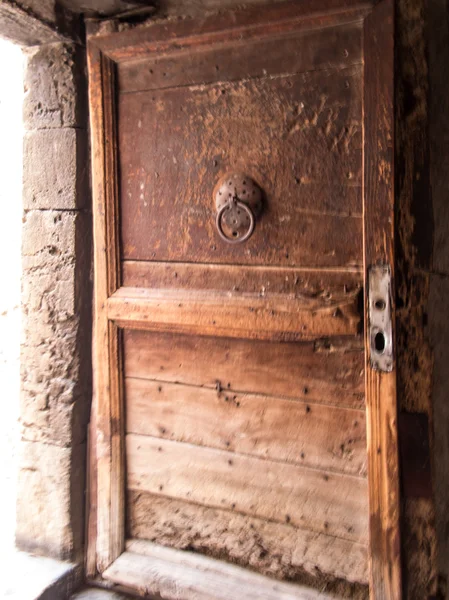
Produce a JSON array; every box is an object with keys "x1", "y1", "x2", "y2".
[{"x1": 87, "y1": 1, "x2": 401, "y2": 598}]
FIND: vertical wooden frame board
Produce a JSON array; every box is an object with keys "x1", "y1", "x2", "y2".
[
  {"x1": 86, "y1": 1, "x2": 402, "y2": 597},
  {"x1": 87, "y1": 45, "x2": 125, "y2": 572},
  {"x1": 363, "y1": 0, "x2": 402, "y2": 598}
]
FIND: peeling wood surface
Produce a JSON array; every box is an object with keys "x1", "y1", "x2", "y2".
[
  {"x1": 127, "y1": 492, "x2": 369, "y2": 591},
  {"x1": 125, "y1": 378, "x2": 367, "y2": 476},
  {"x1": 119, "y1": 65, "x2": 363, "y2": 267},
  {"x1": 123, "y1": 330, "x2": 365, "y2": 410}
]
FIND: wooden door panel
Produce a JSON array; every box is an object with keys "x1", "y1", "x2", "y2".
[
  {"x1": 123, "y1": 330, "x2": 365, "y2": 410},
  {"x1": 88, "y1": 2, "x2": 401, "y2": 598},
  {"x1": 127, "y1": 492, "x2": 369, "y2": 586},
  {"x1": 125, "y1": 378, "x2": 367, "y2": 476},
  {"x1": 118, "y1": 264, "x2": 363, "y2": 340},
  {"x1": 117, "y1": 22, "x2": 362, "y2": 93},
  {"x1": 126, "y1": 434, "x2": 368, "y2": 543},
  {"x1": 122, "y1": 261, "x2": 363, "y2": 295},
  {"x1": 109, "y1": 286, "x2": 361, "y2": 340},
  {"x1": 119, "y1": 66, "x2": 362, "y2": 267}
]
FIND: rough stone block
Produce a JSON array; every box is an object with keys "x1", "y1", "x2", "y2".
[
  {"x1": 19, "y1": 381, "x2": 88, "y2": 449},
  {"x1": 20, "y1": 0, "x2": 58, "y2": 24},
  {"x1": 16, "y1": 440, "x2": 86, "y2": 561},
  {"x1": 23, "y1": 43, "x2": 86, "y2": 129},
  {"x1": 22, "y1": 209, "x2": 78, "y2": 258},
  {"x1": 21, "y1": 210, "x2": 90, "y2": 277},
  {"x1": 23, "y1": 128, "x2": 87, "y2": 210},
  {"x1": 22, "y1": 265, "x2": 76, "y2": 317},
  {"x1": 19, "y1": 309, "x2": 91, "y2": 447},
  {"x1": 19, "y1": 207, "x2": 91, "y2": 448}
]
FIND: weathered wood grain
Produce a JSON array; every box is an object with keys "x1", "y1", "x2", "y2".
[
  {"x1": 125, "y1": 378, "x2": 367, "y2": 476},
  {"x1": 127, "y1": 492, "x2": 369, "y2": 588},
  {"x1": 85, "y1": 419, "x2": 98, "y2": 578},
  {"x1": 123, "y1": 329, "x2": 365, "y2": 409},
  {"x1": 85, "y1": 0, "x2": 395, "y2": 594},
  {"x1": 122, "y1": 261, "x2": 363, "y2": 295},
  {"x1": 108, "y1": 285, "x2": 361, "y2": 340},
  {"x1": 87, "y1": 44, "x2": 125, "y2": 573},
  {"x1": 92, "y1": 0, "x2": 373, "y2": 62},
  {"x1": 118, "y1": 66, "x2": 363, "y2": 267},
  {"x1": 118, "y1": 22, "x2": 362, "y2": 93},
  {"x1": 126, "y1": 434, "x2": 369, "y2": 543},
  {"x1": 103, "y1": 544, "x2": 339, "y2": 600},
  {"x1": 363, "y1": 1, "x2": 402, "y2": 597}
]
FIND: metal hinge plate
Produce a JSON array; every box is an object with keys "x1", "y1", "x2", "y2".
[{"x1": 368, "y1": 265, "x2": 394, "y2": 372}]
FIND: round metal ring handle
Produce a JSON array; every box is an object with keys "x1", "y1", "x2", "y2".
[{"x1": 215, "y1": 199, "x2": 255, "y2": 244}]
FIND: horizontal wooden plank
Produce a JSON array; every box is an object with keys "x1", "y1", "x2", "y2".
[
  {"x1": 119, "y1": 67, "x2": 363, "y2": 267},
  {"x1": 118, "y1": 22, "x2": 362, "y2": 93},
  {"x1": 127, "y1": 492, "x2": 369, "y2": 588},
  {"x1": 122, "y1": 261, "x2": 363, "y2": 294},
  {"x1": 93, "y1": 0, "x2": 372, "y2": 63},
  {"x1": 125, "y1": 378, "x2": 367, "y2": 476},
  {"x1": 126, "y1": 434, "x2": 369, "y2": 543},
  {"x1": 123, "y1": 330, "x2": 365, "y2": 409},
  {"x1": 108, "y1": 286, "x2": 361, "y2": 340},
  {"x1": 104, "y1": 544, "x2": 338, "y2": 600}
]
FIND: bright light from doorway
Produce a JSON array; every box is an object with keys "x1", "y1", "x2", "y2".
[{"x1": 0, "y1": 37, "x2": 24, "y2": 556}]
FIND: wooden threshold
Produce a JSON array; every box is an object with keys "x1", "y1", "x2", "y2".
[{"x1": 103, "y1": 540, "x2": 338, "y2": 600}]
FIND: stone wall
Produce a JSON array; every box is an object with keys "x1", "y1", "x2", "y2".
[{"x1": 15, "y1": 39, "x2": 91, "y2": 563}]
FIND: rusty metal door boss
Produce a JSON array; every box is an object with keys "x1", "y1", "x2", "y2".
[{"x1": 214, "y1": 173, "x2": 263, "y2": 244}]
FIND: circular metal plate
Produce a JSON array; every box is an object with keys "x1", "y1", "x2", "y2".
[{"x1": 214, "y1": 173, "x2": 262, "y2": 216}]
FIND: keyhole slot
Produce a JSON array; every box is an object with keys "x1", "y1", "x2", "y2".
[{"x1": 374, "y1": 331, "x2": 386, "y2": 354}]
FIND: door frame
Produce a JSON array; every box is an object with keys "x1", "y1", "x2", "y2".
[{"x1": 86, "y1": 1, "x2": 401, "y2": 597}]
